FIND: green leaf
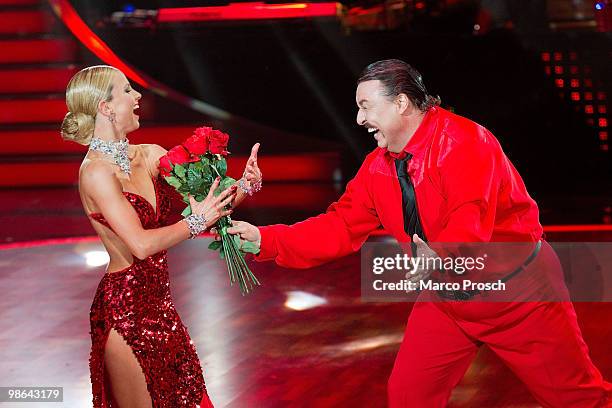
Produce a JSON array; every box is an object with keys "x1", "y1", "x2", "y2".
[
  {"x1": 181, "y1": 205, "x2": 192, "y2": 217},
  {"x1": 203, "y1": 172, "x2": 214, "y2": 186},
  {"x1": 187, "y1": 176, "x2": 205, "y2": 194},
  {"x1": 192, "y1": 161, "x2": 204, "y2": 171},
  {"x1": 220, "y1": 177, "x2": 236, "y2": 191},
  {"x1": 214, "y1": 159, "x2": 227, "y2": 177},
  {"x1": 241, "y1": 241, "x2": 260, "y2": 254},
  {"x1": 213, "y1": 177, "x2": 236, "y2": 197},
  {"x1": 187, "y1": 167, "x2": 202, "y2": 181},
  {"x1": 174, "y1": 164, "x2": 186, "y2": 180},
  {"x1": 164, "y1": 176, "x2": 182, "y2": 189},
  {"x1": 178, "y1": 185, "x2": 191, "y2": 194},
  {"x1": 208, "y1": 240, "x2": 222, "y2": 251}
]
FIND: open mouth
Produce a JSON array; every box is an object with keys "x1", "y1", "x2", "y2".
[
  {"x1": 133, "y1": 104, "x2": 140, "y2": 116},
  {"x1": 367, "y1": 127, "x2": 380, "y2": 137}
]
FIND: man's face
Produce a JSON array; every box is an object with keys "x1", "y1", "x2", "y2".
[{"x1": 355, "y1": 80, "x2": 403, "y2": 151}]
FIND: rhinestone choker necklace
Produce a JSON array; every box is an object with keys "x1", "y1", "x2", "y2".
[{"x1": 89, "y1": 137, "x2": 131, "y2": 175}]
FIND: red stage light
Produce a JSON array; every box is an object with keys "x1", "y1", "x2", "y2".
[
  {"x1": 0, "y1": 10, "x2": 53, "y2": 34},
  {"x1": 48, "y1": 0, "x2": 148, "y2": 87},
  {"x1": 571, "y1": 92, "x2": 580, "y2": 101},
  {"x1": 585, "y1": 105, "x2": 594, "y2": 114},
  {"x1": 157, "y1": 3, "x2": 340, "y2": 22},
  {"x1": 0, "y1": 38, "x2": 76, "y2": 64},
  {"x1": 555, "y1": 79, "x2": 564, "y2": 88},
  {"x1": 0, "y1": 67, "x2": 78, "y2": 93},
  {"x1": 541, "y1": 52, "x2": 550, "y2": 61}
]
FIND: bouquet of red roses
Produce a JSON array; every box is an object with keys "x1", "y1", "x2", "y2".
[{"x1": 159, "y1": 126, "x2": 260, "y2": 295}]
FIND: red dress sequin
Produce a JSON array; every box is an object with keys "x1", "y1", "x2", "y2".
[{"x1": 88, "y1": 175, "x2": 214, "y2": 407}]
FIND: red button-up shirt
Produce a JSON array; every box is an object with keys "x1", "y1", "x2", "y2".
[{"x1": 257, "y1": 107, "x2": 543, "y2": 269}]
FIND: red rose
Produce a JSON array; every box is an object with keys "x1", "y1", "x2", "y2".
[
  {"x1": 166, "y1": 145, "x2": 190, "y2": 166},
  {"x1": 183, "y1": 128, "x2": 209, "y2": 155},
  {"x1": 208, "y1": 130, "x2": 230, "y2": 156},
  {"x1": 158, "y1": 155, "x2": 173, "y2": 177},
  {"x1": 194, "y1": 126, "x2": 212, "y2": 138}
]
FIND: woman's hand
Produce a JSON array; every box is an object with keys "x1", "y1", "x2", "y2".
[
  {"x1": 232, "y1": 143, "x2": 262, "y2": 207},
  {"x1": 189, "y1": 177, "x2": 237, "y2": 229},
  {"x1": 243, "y1": 143, "x2": 262, "y2": 184}
]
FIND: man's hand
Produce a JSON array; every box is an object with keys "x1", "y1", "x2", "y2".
[
  {"x1": 224, "y1": 220, "x2": 262, "y2": 252},
  {"x1": 405, "y1": 234, "x2": 439, "y2": 291}
]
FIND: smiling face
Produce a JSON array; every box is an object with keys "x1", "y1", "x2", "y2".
[
  {"x1": 356, "y1": 80, "x2": 409, "y2": 152},
  {"x1": 102, "y1": 71, "x2": 142, "y2": 134}
]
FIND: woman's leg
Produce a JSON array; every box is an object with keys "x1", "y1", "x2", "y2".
[{"x1": 104, "y1": 328, "x2": 152, "y2": 408}]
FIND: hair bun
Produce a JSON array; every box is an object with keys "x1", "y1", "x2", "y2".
[{"x1": 61, "y1": 111, "x2": 94, "y2": 145}]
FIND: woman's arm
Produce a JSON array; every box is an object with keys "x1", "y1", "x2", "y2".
[
  {"x1": 81, "y1": 160, "x2": 235, "y2": 260},
  {"x1": 226, "y1": 153, "x2": 382, "y2": 269}
]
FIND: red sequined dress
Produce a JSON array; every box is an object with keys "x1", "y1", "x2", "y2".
[{"x1": 88, "y1": 174, "x2": 214, "y2": 407}]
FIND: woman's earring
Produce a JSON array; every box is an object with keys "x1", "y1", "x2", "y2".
[{"x1": 108, "y1": 112, "x2": 116, "y2": 124}]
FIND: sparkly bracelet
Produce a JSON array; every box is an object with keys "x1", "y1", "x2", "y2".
[
  {"x1": 250, "y1": 179, "x2": 262, "y2": 194},
  {"x1": 184, "y1": 214, "x2": 207, "y2": 239},
  {"x1": 238, "y1": 178, "x2": 262, "y2": 196}
]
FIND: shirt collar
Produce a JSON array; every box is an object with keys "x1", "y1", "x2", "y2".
[{"x1": 385, "y1": 106, "x2": 438, "y2": 160}]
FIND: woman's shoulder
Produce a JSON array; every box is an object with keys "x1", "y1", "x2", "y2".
[
  {"x1": 137, "y1": 144, "x2": 167, "y2": 159},
  {"x1": 80, "y1": 156, "x2": 115, "y2": 180},
  {"x1": 135, "y1": 144, "x2": 167, "y2": 177},
  {"x1": 78, "y1": 158, "x2": 124, "y2": 204}
]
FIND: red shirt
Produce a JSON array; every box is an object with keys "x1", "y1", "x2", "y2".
[{"x1": 257, "y1": 107, "x2": 543, "y2": 269}]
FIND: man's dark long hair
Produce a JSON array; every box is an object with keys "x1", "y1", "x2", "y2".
[{"x1": 358, "y1": 59, "x2": 441, "y2": 112}]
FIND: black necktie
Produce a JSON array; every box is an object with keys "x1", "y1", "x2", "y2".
[{"x1": 395, "y1": 154, "x2": 426, "y2": 253}]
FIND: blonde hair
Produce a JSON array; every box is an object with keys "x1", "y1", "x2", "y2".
[{"x1": 61, "y1": 65, "x2": 118, "y2": 145}]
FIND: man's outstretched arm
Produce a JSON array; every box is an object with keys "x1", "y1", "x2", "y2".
[{"x1": 229, "y1": 156, "x2": 382, "y2": 269}]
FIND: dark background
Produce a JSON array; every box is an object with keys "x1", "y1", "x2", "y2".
[{"x1": 73, "y1": 0, "x2": 611, "y2": 199}]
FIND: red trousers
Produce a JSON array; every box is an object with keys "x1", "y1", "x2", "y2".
[{"x1": 388, "y1": 243, "x2": 612, "y2": 407}]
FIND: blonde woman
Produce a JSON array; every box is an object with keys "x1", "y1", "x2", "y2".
[{"x1": 61, "y1": 65, "x2": 261, "y2": 407}]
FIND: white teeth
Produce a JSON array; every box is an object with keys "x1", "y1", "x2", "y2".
[{"x1": 367, "y1": 127, "x2": 378, "y2": 133}]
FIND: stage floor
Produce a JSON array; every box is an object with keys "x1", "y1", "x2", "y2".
[{"x1": 1, "y1": 238, "x2": 611, "y2": 407}]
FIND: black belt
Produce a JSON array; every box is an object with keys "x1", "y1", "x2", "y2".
[{"x1": 436, "y1": 240, "x2": 542, "y2": 301}]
